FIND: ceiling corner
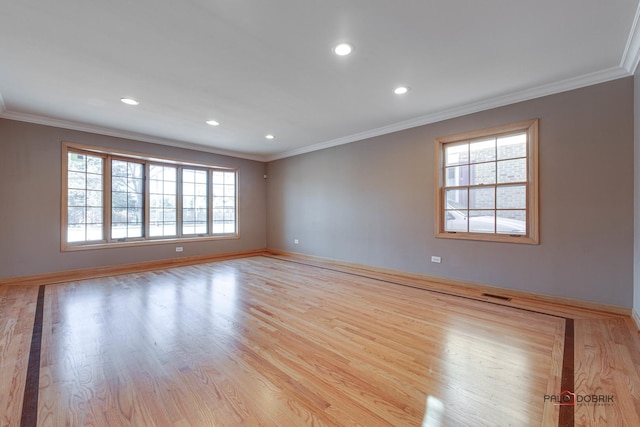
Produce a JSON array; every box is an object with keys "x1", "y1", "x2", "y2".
[{"x1": 621, "y1": 1, "x2": 640, "y2": 74}]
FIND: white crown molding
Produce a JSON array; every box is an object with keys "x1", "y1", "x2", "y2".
[
  {"x1": 266, "y1": 66, "x2": 630, "y2": 162},
  {"x1": 0, "y1": 111, "x2": 267, "y2": 162},
  {"x1": 1, "y1": 66, "x2": 631, "y2": 164},
  {"x1": 621, "y1": 0, "x2": 640, "y2": 74}
]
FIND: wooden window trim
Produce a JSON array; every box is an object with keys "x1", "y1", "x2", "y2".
[
  {"x1": 61, "y1": 142, "x2": 239, "y2": 252},
  {"x1": 434, "y1": 119, "x2": 539, "y2": 244}
]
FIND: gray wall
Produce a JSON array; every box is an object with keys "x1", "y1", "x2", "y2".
[
  {"x1": 0, "y1": 119, "x2": 267, "y2": 278},
  {"x1": 635, "y1": 70, "x2": 640, "y2": 317},
  {"x1": 267, "y1": 78, "x2": 634, "y2": 307}
]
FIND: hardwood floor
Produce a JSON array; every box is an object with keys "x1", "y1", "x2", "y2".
[{"x1": 1, "y1": 255, "x2": 639, "y2": 426}]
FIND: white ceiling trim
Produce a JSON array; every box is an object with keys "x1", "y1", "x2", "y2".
[
  {"x1": 622, "y1": 0, "x2": 640, "y2": 74},
  {"x1": 265, "y1": 66, "x2": 630, "y2": 162},
  {"x1": 0, "y1": 66, "x2": 633, "y2": 164},
  {"x1": 0, "y1": 110, "x2": 266, "y2": 162}
]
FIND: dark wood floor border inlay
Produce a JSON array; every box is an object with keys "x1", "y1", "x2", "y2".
[
  {"x1": 558, "y1": 318, "x2": 575, "y2": 427},
  {"x1": 21, "y1": 285, "x2": 45, "y2": 427}
]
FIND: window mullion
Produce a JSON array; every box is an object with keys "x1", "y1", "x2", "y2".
[
  {"x1": 144, "y1": 163, "x2": 150, "y2": 240},
  {"x1": 177, "y1": 166, "x2": 183, "y2": 238},
  {"x1": 104, "y1": 156, "x2": 113, "y2": 242},
  {"x1": 207, "y1": 171, "x2": 213, "y2": 236}
]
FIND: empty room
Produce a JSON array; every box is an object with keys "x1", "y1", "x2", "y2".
[{"x1": 2, "y1": 1, "x2": 640, "y2": 426}]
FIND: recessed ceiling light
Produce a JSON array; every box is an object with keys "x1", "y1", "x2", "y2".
[
  {"x1": 333, "y1": 43, "x2": 354, "y2": 56},
  {"x1": 265, "y1": 134, "x2": 275, "y2": 140},
  {"x1": 206, "y1": 120, "x2": 220, "y2": 126},
  {"x1": 394, "y1": 86, "x2": 410, "y2": 95},
  {"x1": 120, "y1": 97, "x2": 139, "y2": 105}
]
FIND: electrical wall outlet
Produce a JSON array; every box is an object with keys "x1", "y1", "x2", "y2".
[
  {"x1": 294, "y1": 239, "x2": 299, "y2": 244},
  {"x1": 176, "y1": 247, "x2": 184, "y2": 252},
  {"x1": 431, "y1": 256, "x2": 441, "y2": 263}
]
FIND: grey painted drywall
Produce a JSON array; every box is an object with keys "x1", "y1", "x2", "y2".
[
  {"x1": 635, "y1": 70, "x2": 640, "y2": 317},
  {"x1": 0, "y1": 119, "x2": 267, "y2": 278},
  {"x1": 267, "y1": 78, "x2": 634, "y2": 307}
]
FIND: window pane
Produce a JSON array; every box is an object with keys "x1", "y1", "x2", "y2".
[
  {"x1": 86, "y1": 190, "x2": 102, "y2": 207},
  {"x1": 163, "y1": 168, "x2": 176, "y2": 182},
  {"x1": 212, "y1": 171, "x2": 225, "y2": 184},
  {"x1": 164, "y1": 223, "x2": 176, "y2": 236},
  {"x1": 212, "y1": 170, "x2": 237, "y2": 234},
  {"x1": 112, "y1": 224, "x2": 126, "y2": 239},
  {"x1": 87, "y1": 156, "x2": 102, "y2": 174},
  {"x1": 86, "y1": 225, "x2": 103, "y2": 241},
  {"x1": 183, "y1": 169, "x2": 209, "y2": 235},
  {"x1": 444, "y1": 210, "x2": 467, "y2": 232},
  {"x1": 213, "y1": 184, "x2": 224, "y2": 197},
  {"x1": 150, "y1": 224, "x2": 163, "y2": 236},
  {"x1": 112, "y1": 160, "x2": 128, "y2": 177},
  {"x1": 128, "y1": 208, "x2": 142, "y2": 223},
  {"x1": 150, "y1": 194, "x2": 163, "y2": 208},
  {"x1": 469, "y1": 138, "x2": 495, "y2": 163},
  {"x1": 68, "y1": 153, "x2": 87, "y2": 172},
  {"x1": 497, "y1": 158, "x2": 526, "y2": 183},
  {"x1": 67, "y1": 224, "x2": 85, "y2": 242},
  {"x1": 150, "y1": 165, "x2": 177, "y2": 237},
  {"x1": 195, "y1": 171, "x2": 208, "y2": 184},
  {"x1": 223, "y1": 222, "x2": 236, "y2": 233},
  {"x1": 111, "y1": 159, "x2": 144, "y2": 239},
  {"x1": 445, "y1": 143, "x2": 469, "y2": 166},
  {"x1": 445, "y1": 188, "x2": 468, "y2": 210},
  {"x1": 497, "y1": 133, "x2": 526, "y2": 160},
  {"x1": 497, "y1": 185, "x2": 526, "y2": 209},
  {"x1": 87, "y1": 174, "x2": 102, "y2": 190},
  {"x1": 164, "y1": 209, "x2": 176, "y2": 222},
  {"x1": 68, "y1": 190, "x2": 86, "y2": 207},
  {"x1": 497, "y1": 210, "x2": 527, "y2": 234},
  {"x1": 469, "y1": 210, "x2": 495, "y2": 233},
  {"x1": 195, "y1": 183, "x2": 207, "y2": 196},
  {"x1": 67, "y1": 152, "x2": 103, "y2": 242},
  {"x1": 165, "y1": 181, "x2": 176, "y2": 195},
  {"x1": 128, "y1": 225, "x2": 143, "y2": 238},
  {"x1": 469, "y1": 187, "x2": 494, "y2": 209},
  {"x1": 469, "y1": 162, "x2": 496, "y2": 185},
  {"x1": 112, "y1": 177, "x2": 129, "y2": 193},
  {"x1": 445, "y1": 165, "x2": 469, "y2": 187},
  {"x1": 196, "y1": 206, "x2": 208, "y2": 221},
  {"x1": 68, "y1": 206, "x2": 86, "y2": 224},
  {"x1": 87, "y1": 207, "x2": 102, "y2": 224},
  {"x1": 68, "y1": 172, "x2": 86, "y2": 189},
  {"x1": 224, "y1": 209, "x2": 235, "y2": 221}
]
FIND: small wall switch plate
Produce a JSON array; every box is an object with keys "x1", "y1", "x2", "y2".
[
  {"x1": 294, "y1": 239, "x2": 299, "y2": 244},
  {"x1": 431, "y1": 256, "x2": 441, "y2": 263},
  {"x1": 176, "y1": 247, "x2": 184, "y2": 252}
]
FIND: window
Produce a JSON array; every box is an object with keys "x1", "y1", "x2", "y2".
[
  {"x1": 435, "y1": 119, "x2": 539, "y2": 244},
  {"x1": 62, "y1": 143, "x2": 238, "y2": 250}
]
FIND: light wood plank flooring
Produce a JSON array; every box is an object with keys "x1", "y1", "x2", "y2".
[{"x1": 1, "y1": 255, "x2": 639, "y2": 426}]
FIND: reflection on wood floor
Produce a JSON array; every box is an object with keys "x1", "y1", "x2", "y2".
[{"x1": 1, "y1": 255, "x2": 639, "y2": 426}]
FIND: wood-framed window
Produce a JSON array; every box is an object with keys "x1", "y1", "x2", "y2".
[
  {"x1": 62, "y1": 142, "x2": 239, "y2": 251},
  {"x1": 435, "y1": 119, "x2": 539, "y2": 244}
]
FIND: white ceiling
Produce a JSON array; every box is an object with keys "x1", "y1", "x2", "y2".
[{"x1": 1, "y1": 0, "x2": 639, "y2": 162}]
